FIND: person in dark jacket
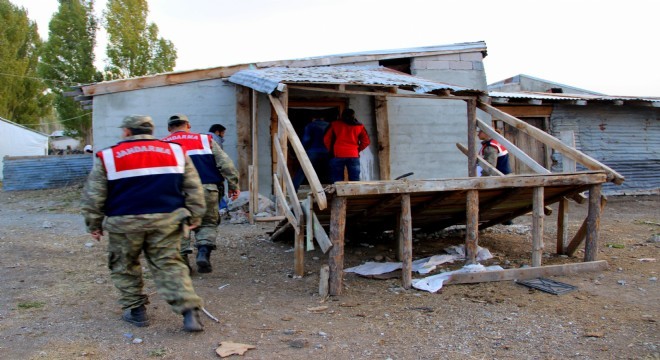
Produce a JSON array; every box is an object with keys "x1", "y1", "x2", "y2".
[
  {"x1": 324, "y1": 109, "x2": 371, "y2": 183},
  {"x1": 292, "y1": 116, "x2": 330, "y2": 190}
]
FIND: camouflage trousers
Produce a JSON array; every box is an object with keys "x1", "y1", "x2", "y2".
[
  {"x1": 181, "y1": 186, "x2": 220, "y2": 254},
  {"x1": 107, "y1": 222, "x2": 203, "y2": 314}
]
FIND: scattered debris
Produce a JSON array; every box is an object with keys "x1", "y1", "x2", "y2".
[
  {"x1": 288, "y1": 338, "x2": 308, "y2": 348},
  {"x1": 202, "y1": 308, "x2": 220, "y2": 323},
  {"x1": 639, "y1": 258, "x2": 656, "y2": 262},
  {"x1": 516, "y1": 278, "x2": 577, "y2": 295},
  {"x1": 307, "y1": 306, "x2": 328, "y2": 313},
  {"x1": 606, "y1": 243, "x2": 625, "y2": 249},
  {"x1": 215, "y1": 341, "x2": 256, "y2": 357}
]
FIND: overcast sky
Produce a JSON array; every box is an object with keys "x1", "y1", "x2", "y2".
[{"x1": 10, "y1": 0, "x2": 660, "y2": 97}]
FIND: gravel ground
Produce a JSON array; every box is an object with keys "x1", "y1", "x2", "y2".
[{"x1": 0, "y1": 185, "x2": 657, "y2": 359}]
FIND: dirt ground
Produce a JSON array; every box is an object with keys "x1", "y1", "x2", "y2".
[{"x1": 0, "y1": 184, "x2": 657, "y2": 360}]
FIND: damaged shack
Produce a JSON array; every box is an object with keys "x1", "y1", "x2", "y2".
[{"x1": 72, "y1": 41, "x2": 624, "y2": 295}]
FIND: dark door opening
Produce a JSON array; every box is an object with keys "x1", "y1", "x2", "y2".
[{"x1": 286, "y1": 104, "x2": 342, "y2": 187}]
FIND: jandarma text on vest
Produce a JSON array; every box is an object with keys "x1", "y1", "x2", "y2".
[
  {"x1": 115, "y1": 145, "x2": 172, "y2": 158},
  {"x1": 165, "y1": 134, "x2": 199, "y2": 141}
]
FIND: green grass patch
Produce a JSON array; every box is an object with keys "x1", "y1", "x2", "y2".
[
  {"x1": 17, "y1": 301, "x2": 45, "y2": 309},
  {"x1": 148, "y1": 348, "x2": 167, "y2": 357}
]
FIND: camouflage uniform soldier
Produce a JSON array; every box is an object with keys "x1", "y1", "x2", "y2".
[
  {"x1": 81, "y1": 115, "x2": 207, "y2": 332},
  {"x1": 163, "y1": 114, "x2": 240, "y2": 274}
]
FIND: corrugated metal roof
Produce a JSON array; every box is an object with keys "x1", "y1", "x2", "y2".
[
  {"x1": 489, "y1": 91, "x2": 660, "y2": 104},
  {"x1": 228, "y1": 65, "x2": 480, "y2": 95}
]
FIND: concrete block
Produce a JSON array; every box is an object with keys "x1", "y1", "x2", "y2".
[
  {"x1": 450, "y1": 61, "x2": 473, "y2": 70},
  {"x1": 459, "y1": 52, "x2": 483, "y2": 61}
]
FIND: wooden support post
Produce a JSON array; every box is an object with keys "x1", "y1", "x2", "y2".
[
  {"x1": 585, "y1": 184, "x2": 602, "y2": 261},
  {"x1": 294, "y1": 207, "x2": 305, "y2": 277},
  {"x1": 557, "y1": 197, "x2": 569, "y2": 254},
  {"x1": 566, "y1": 195, "x2": 607, "y2": 256},
  {"x1": 395, "y1": 208, "x2": 402, "y2": 261},
  {"x1": 465, "y1": 189, "x2": 479, "y2": 264},
  {"x1": 399, "y1": 194, "x2": 412, "y2": 289},
  {"x1": 250, "y1": 90, "x2": 259, "y2": 223},
  {"x1": 278, "y1": 89, "x2": 289, "y2": 201},
  {"x1": 236, "y1": 86, "x2": 251, "y2": 190},
  {"x1": 328, "y1": 196, "x2": 347, "y2": 296},
  {"x1": 560, "y1": 130, "x2": 577, "y2": 173},
  {"x1": 305, "y1": 194, "x2": 314, "y2": 251},
  {"x1": 466, "y1": 99, "x2": 478, "y2": 177},
  {"x1": 319, "y1": 264, "x2": 329, "y2": 297},
  {"x1": 248, "y1": 165, "x2": 254, "y2": 224},
  {"x1": 532, "y1": 187, "x2": 544, "y2": 267},
  {"x1": 375, "y1": 96, "x2": 391, "y2": 180}
]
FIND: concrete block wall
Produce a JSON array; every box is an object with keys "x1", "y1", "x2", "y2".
[
  {"x1": 91, "y1": 79, "x2": 240, "y2": 163},
  {"x1": 411, "y1": 51, "x2": 488, "y2": 90}
]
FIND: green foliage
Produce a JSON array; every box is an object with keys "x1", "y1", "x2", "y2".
[
  {"x1": 103, "y1": 0, "x2": 176, "y2": 79},
  {"x1": 38, "y1": 0, "x2": 101, "y2": 143},
  {"x1": 0, "y1": 0, "x2": 51, "y2": 128},
  {"x1": 17, "y1": 301, "x2": 45, "y2": 309}
]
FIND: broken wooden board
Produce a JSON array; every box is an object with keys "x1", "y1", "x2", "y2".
[{"x1": 444, "y1": 261, "x2": 608, "y2": 285}]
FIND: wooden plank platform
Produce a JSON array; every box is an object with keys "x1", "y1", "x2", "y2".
[{"x1": 311, "y1": 171, "x2": 609, "y2": 295}]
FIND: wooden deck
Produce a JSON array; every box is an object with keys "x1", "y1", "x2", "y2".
[{"x1": 294, "y1": 172, "x2": 608, "y2": 295}]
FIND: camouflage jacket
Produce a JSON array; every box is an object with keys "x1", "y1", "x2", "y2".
[
  {"x1": 80, "y1": 135, "x2": 206, "y2": 233},
  {"x1": 210, "y1": 140, "x2": 240, "y2": 192}
]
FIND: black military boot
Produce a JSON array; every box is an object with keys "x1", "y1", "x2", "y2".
[
  {"x1": 122, "y1": 305, "x2": 149, "y2": 327},
  {"x1": 182, "y1": 308, "x2": 204, "y2": 332},
  {"x1": 196, "y1": 246, "x2": 212, "y2": 273}
]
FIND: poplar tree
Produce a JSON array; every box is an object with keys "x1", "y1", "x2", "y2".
[
  {"x1": 0, "y1": 0, "x2": 50, "y2": 128},
  {"x1": 38, "y1": 0, "x2": 101, "y2": 143},
  {"x1": 103, "y1": 0, "x2": 176, "y2": 79}
]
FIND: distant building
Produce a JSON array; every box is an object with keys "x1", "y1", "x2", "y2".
[
  {"x1": 0, "y1": 117, "x2": 48, "y2": 180},
  {"x1": 488, "y1": 74, "x2": 660, "y2": 194},
  {"x1": 49, "y1": 130, "x2": 81, "y2": 153}
]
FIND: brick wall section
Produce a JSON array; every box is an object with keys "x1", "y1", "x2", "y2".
[{"x1": 3, "y1": 155, "x2": 93, "y2": 191}]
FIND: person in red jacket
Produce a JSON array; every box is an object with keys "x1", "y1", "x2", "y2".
[{"x1": 323, "y1": 108, "x2": 371, "y2": 183}]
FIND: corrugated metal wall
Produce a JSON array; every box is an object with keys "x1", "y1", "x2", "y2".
[
  {"x1": 550, "y1": 104, "x2": 660, "y2": 194},
  {"x1": 3, "y1": 155, "x2": 93, "y2": 191}
]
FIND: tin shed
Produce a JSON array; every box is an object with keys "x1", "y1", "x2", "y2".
[{"x1": 0, "y1": 117, "x2": 48, "y2": 180}]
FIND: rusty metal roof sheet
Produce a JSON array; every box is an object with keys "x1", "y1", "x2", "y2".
[{"x1": 228, "y1": 65, "x2": 481, "y2": 95}]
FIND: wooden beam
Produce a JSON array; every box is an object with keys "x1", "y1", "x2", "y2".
[
  {"x1": 476, "y1": 118, "x2": 550, "y2": 175},
  {"x1": 304, "y1": 194, "x2": 314, "y2": 251},
  {"x1": 269, "y1": 95, "x2": 328, "y2": 210},
  {"x1": 478, "y1": 101, "x2": 625, "y2": 184},
  {"x1": 585, "y1": 185, "x2": 602, "y2": 262},
  {"x1": 445, "y1": 261, "x2": 608, "y2": 285},
  {"x1": 255, "y1": 216, "x2": 286, "y2": 222},
  {"x1": 557, "y1": 197, "x2": 569, "y2": 255},
  {"x1": 335, "y1": 172, "x2": 607, "y2": 196},
  {"x1": 82, "y1": 65, "x2": 250, "y2": 96},
  {"x1": 236, "y1": 86, "x2": 251, "y2": 190},
  {"x1": 278, "y1": 89, "x2": 289, "y2": 201},
  {"x1": 273, "y1": 134, "x2": 303, "y2": 220},
  {"x1": 374, "y1": 96, "x2": 391, "y2": 180},
  {"x1": 566, "y1": 195, "x2": 607, "y2": 256},
  {"x1": 248, "y1": 165, "x2": 254, "y2": 224},
  {"x1": 399, "y1": 194, "x2": 413, "y2": 289},
  {"x1": 467, "y1": 100, "x2": 478, "y2": 177},
  {"x1": 287, "y1": 85, "x2": 474, "y2": 100},
  {"x1": 465, "y1": 190, "x2": 479, "y2": 264},
  {"x1": 294, "y1": 208, "x2": 305, "y2": 277},
  {"x1": 273, "y1": 174, "x2": 298, "y2": 229},
  {"x1": 456, "y1": 142, "x2": 504, "y2": 176},
  {"x1": 312, "y1": 211, "x2": 332, "y2": 253},
  {"x1": 329, "y1": 196, "x2": 347, "y2": 296},
  {"x1": 250, "y1": 90, "x2": 259, "y2": 224},
  {"x1": 532, "y1": 187, "x2": 544, "y2": 267},
  {"x1": 350, "y1": 194, "x2": 401, "y2": 220}
]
